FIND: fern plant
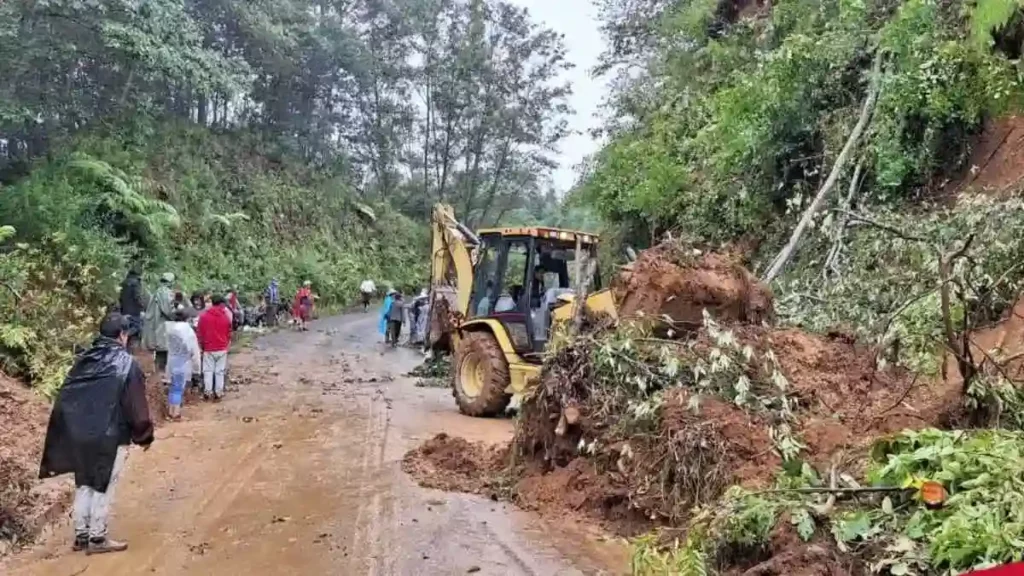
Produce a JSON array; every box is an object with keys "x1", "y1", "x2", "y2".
[
  {"x1": 970, "y1": 0, "x2": 1020, "y2": 48},
  {"x1": 68, "y1": 154, "x2": 180, "y2": 250}
]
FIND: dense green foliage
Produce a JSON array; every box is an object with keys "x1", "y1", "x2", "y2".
[
  {"x1": 581, "y1": 2, "x2": 1024, "y2": 573},
  {"x1": 0, "y1": 0, "x2": 573, "y2": 225},
  {"x1": 579, "y1": 0, "x2": 1024, "y2": 377},
  {"x1": 0, "y1": 0, "x2": 577, "y2": 393},
  {"x1": 0, "y1": 124, "x2": 427, "y2": 394},
  {"x1": 583, "y1": 0, "x2": 1024, "y2": 245},
  {"x1": 633, "y1": 428, "x2": 1024, "y2": 575}
]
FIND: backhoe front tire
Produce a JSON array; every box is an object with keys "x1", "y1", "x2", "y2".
[{"x1": 453, "y1": 331, "x2": 511, "y2": 417}]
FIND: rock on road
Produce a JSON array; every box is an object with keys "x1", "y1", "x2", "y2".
[{"x1": 3, "y1": 312, "x2": 626, "y2": 575}]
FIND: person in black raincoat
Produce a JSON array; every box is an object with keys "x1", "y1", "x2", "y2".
[
  {"x1": 39, "y1": 312, "x2": 154, "y2": 555},
  {"x1": 117, "y1": 267, "x2": 145, "y2": 350}
]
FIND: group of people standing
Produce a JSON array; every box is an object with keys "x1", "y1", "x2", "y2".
[
  {"x1": 119, "y1": 270, "x2": 234, "y2": 420},
  {"x1": 37, "y1": 269, "x2": 322, "y2": 556},
  {"x1": 374, "y1": 285, "x2": 430, "y2": 347}
]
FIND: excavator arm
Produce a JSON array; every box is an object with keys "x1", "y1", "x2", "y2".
[{"x1": 428, "y1": 204, "x2": 478, "y2": 350}]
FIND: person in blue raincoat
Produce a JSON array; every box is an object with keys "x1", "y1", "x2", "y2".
[{"x1": 378, "y1": 289, "x2": 395, "y2": 342}]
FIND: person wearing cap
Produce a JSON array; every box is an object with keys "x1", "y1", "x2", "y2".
[
  {"x1": 293, "y1": 280, "x2": 314, "y2": 331},
  {"x1": 142, "y1": 272, "x2": 175, "y2": 382},
  {"x1": 197, "y1": 294, "x2": 232, "y2": 401},
  {"x1": 39, "y1": 312, "x2": 154, "y2": 555}
]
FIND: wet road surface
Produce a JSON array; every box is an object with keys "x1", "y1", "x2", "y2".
[{"x1": 4, "y1": 312, "x2": 627, "y2": 575}]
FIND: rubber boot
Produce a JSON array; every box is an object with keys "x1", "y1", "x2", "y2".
[
  {"x1": 72, "y1": 533, "x2": 88, "y2": 552},
  {"x1": 86, "y1": 537, "x2": 128, "y2": 555}
]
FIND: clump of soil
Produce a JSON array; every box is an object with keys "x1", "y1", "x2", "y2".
[
  {"x1": 401, "y1": 433, "x2": 508, "y2": 496},
  {"x1": 616, "y1": 241, "x2": 774, "y2": 331},
  {"x1": 0, "y1": 375, "x2": 71, "y2": 554},
  {"x1": 513, "y1": 388, "x2": 782, "y2": 535}
]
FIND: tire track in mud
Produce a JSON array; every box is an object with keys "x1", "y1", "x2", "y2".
[{"x1": 349, "y1": 370, "x2": 396, "y2": 576}]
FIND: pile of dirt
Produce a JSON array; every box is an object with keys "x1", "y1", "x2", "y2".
[
  {"x1": 767, "y1": 328, "x2": 960, "y2": 460},
  {"x1": 401, "y1": 433, "x2": 508, "y2": 496},
  {"x1": 513, "y1": 388, "x2": 781, "y2": 534},
  {"x1": 0, "y1": 375, "x2": 70, "y2": 554},
  {"x1": 615, "y1": 242, "x2": 774, "y2": 331}
]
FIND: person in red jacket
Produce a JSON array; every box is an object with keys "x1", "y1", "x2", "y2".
[
  {"x1": 293, "y1": 280, "x2": 315, "y2": 331},
  {"x1": 197, "y1": 294, "x2": 232, "y2": 401}
]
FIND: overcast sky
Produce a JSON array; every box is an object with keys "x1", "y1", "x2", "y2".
[{"x1": 510, "y1": 0, "x2": 606, "y2": 194}]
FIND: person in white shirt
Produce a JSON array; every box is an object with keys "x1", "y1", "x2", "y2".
[
  {"x1": 359, "y1": 279, "x2": 376, "y2": 311},
  {"x1": 165, "y1": 307, "x2": 201, "y2": 420}
]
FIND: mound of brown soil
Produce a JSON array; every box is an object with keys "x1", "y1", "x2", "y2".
[
  {"x1": 511, "y1": 384, "x2": 782, "y2": 534},
  {"x1": 616, "y1": 242, "x2": 774, "y2": 330},
  {"x1": 766, "y1": 328, "x2": 960, "y2": 459},
  {"x1": 401, "y1": 433, "x2": 508, "y2": 496},
  {"x1": 0, "y1": 375, "x2": 71, "y2": 553}
]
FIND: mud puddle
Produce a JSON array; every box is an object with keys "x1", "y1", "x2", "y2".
[{"x1": 2, "y1": 312, "x2": 626, "y2": 575}]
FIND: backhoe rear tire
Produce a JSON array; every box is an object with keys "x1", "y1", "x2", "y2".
[{"x1": 453, "y1": 331, "x2": 511, "y2": 417}]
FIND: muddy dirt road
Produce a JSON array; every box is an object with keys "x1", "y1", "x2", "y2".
[{"x1": 4, "y1": 313, "x2": 626, "y2": 575}]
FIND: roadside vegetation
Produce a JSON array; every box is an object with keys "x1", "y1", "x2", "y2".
[
  {"x1": 0, "y1": 0, "x2": 577, "y2": 396},
  {"x1": 554, "y1": 0, "x2": 1024, "y2": 572}
]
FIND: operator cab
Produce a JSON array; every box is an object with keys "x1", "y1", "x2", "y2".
[{"x1": 467, "y1": 228, "x2": 601, "y2": 359}]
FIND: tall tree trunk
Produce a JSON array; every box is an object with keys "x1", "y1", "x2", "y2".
[
  {"x1": 762, "y1": 51, "x2": 883, "y2": 283},
  {"x1": 118, "y1": 66, "x2": 136, "y2": 107},
  {"x1": 423, "y1": 73, "x2": 432, "y2": 199},
  {"x1": 198, "y1": 95, "x2": 208, "y2": 125}
]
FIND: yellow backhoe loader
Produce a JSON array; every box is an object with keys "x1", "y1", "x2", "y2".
[{"x1": 428, "y1": 204, "x2": 616, "y2": 417}]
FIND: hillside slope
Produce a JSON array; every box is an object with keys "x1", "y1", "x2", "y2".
[{"x1": 0, "y1": 123, "x2": 427, "y2": 394}]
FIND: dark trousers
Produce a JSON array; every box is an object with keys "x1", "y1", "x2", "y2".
[
  {"x1": 155, "y1": 350, "x2": 168, "y2": 377},
  {"x1": 266, "y1": 304, "x2": 278, "y2": 327},
  {"x1": 386, "y1": 320, "x2": 402, "y2": 345},
  {"x1": 124, "y1": 315, "x2": 142, "y2": 351}
]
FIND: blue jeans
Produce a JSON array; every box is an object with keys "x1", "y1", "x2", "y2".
[{"x1": 168, "y1": 370, "x2": 188, "y2": 407}]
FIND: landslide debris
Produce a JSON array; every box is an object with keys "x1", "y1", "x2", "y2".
[
  {"x1": 0, "y1": 375, "x2": 70, "y2": 555},
  {"x1": 615, "y1": 242, "x2": 774, "y2": 330},
  {"x1": 403, "y1": 239, "x2": 999, "y2": 574},
  {"x1": 401, "y1": 433, "x2": 506, "y2": 495}
]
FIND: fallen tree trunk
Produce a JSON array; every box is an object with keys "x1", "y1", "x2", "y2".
[{"x1": 762, "y1": 50, "x2": 883, "y2": 284}]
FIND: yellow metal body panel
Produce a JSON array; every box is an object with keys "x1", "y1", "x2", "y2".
[
  {"x1": 430, "y1": 204, "x2": 476, "y2": 315},
  {"x1": 457, "y1": 319, "x2": 540, "y2": 395},
  {"x1": 550, "y1": 288, "x2": 618, "y2": 323},
  {"x1": 508, "y1": 363, "x2": 541, "y2": 395}
]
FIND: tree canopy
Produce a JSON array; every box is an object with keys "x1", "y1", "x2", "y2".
[{"x1": 0, "y1": 0, "x2": 573, "y2": 226}]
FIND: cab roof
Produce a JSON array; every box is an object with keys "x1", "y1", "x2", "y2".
[{"x1": 476, "y1": 226, "x2": 600, "y2": 244}]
